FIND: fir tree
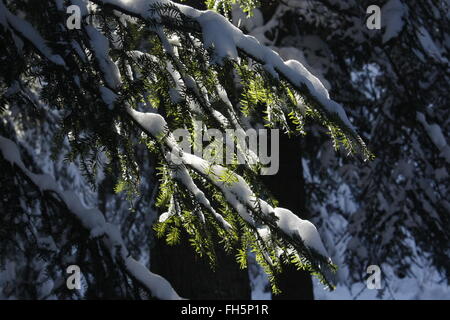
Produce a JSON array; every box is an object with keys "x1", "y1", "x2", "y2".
[{"x1": 0, "y1": 0, "x2": 371, "y2": 299}]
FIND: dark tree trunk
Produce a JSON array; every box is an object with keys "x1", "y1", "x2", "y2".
[
  {"x1": 150, "y1": 232, "x2": 251, "y2": 299},
  {"x1": 262, "y1": 133, "x2": 314, "y2": 300}
]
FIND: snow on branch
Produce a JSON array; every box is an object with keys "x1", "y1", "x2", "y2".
[
  {"x1": 416, "y1": 112, "x2": 450, "y2": 163},
  {"x1": 0, "y1": 136, "x2": 181, "y2": 300},
  {"x1": 1, "y1": 0, "x2": 335, "y2": 286},
  {"x1": 91, "y1": 0, "x2": 361, "y2": 138},
  {"x1": 85, "y1": 25, "x2": 123, "y2": 89},
  {"x1": 126, "y1": 106, "x2": 334, "y2": 285},
  {"x1": 0, "y1": 0, "x2": 365, "y2": 155},
  {"x1": 0, "y1": 0, "x2": 66, "y2": 66}
]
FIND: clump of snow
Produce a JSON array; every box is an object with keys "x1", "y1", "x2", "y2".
[
  {"x1": 278, "y1": 46, "x2": 331, "y2": 91},
  {"x1": 127, "y1": 107, "x2": 167, "y2": 137},
  {"x1": 417, "y1": 112, "x2": 450, "y2": 163},
  {"x1": 99, "y1": 86, "x2": 118, "y2": 109},
  {"x1": 382, "y1": 0, "x2": 406, "y2": 43},
  {"x1": 158, "y1": 211, "x2": 172, "y2": 223},
  {"x1": 85, "y1": 25, "x2": 122, "y2": 89},
  {"x1": 274, "y1": 207, "x2": 329, "y2": 258},
  {"x1": 198, "y1": 11, "x2": 239, "y2": 62},
  {"x1": 125, "y1": 257, "x2": 181, "y2": 300}
]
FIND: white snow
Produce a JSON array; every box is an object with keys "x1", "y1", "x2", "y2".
[
  {"x1": 277, "y1": 46, "x2": 331, "y2": 91},
  {"x1": 314, "y1": 263, "x2": 450, "y2": 300},
  {"x1": 417, "y1": 112, "x2": 450, "y2": 163},
  {"x1": 0, "y1": 136, "x2": 181, "y2": 300},
  {"x1": 158, "y1": 211, "x2": 172, "y2": 223},
  {"x1": 416, "y1": 27, "x2": 449, "y2": 64},
  {"x1": 198, "y1": 11, "x2": 239, "y2": 62},
  {"x1": 127, "y1": 107, "x2": 167, "y2": 137},
  {"x1": 126, "y1": 106, "x2": 332, "y2": 263},
  {"x1": 125, "y1": 257, "x2": 181, "y2": 300},
  {"x1": 99, "y1": 86, "x2": 118, "y2": 109},
  {"x1": 273, "y1": 207, "x2": 329, "y2": 258},
  {"x1": 170, "y1": 157, "x2": 232, "y2": 229},
  {"x1": 0, "y1": 1, "x2": 66, "y2": 66},
  {"x1": 96, "y1": 0, "x2": 357, "y2": 132},
  {"x1": 85, "y1": 25, "x2": 122, "y2": 89},
  {"x1": 382, "y1": 0, "x2": 406, "y2": 43}
]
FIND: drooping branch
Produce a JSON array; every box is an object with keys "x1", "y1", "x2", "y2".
[
  {"x1": 0, "y1": 136, "x2": 181, "y2": 300},
  {"x1": 125, "y1": 106, "x2": 335, "y2": 287},
  {"x1": 88, "y1": 0, "x2": 368, "y2": 156},
  {"x1": 0, "y1": 0, "x2": 342, "y2": 289}
]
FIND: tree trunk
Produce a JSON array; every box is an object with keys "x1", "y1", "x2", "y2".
[
  {"x1": 150, "y1": 231, "x2": 251, "y2": 299},
  {"x1": 262, "y1": 133, "x2": 314, "y2": 300}
]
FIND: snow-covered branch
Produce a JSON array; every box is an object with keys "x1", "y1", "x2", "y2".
[
  {"x1": 0, "y1": 0, "x2": 66, "y2": 66},
  {"x1": 89, "y1": 0, "x2": 364, "y2": 143},
  {"x1": 126, "y1": 106, "x2": 334, "y2": 283},
  {"x1": 0, "y1": 136, "x2": 181, "y2": 300},
  {"x1": 0, "y1": 0, "x2": 338, "y2": 290}
]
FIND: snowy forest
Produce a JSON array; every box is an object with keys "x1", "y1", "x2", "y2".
[{"x1": 0, "y1": 0, "x2": 449, "y2": 300}]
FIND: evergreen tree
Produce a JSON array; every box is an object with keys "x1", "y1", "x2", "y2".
[{"x1": 0, "y1": 0, "x2": 371, "y2": 299}]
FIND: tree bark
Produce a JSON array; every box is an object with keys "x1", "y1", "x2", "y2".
[
  {"x1": 150, "y1": 231, "x2": 251, "y2": 299},
  {"x1": 262, "y1": 133, "x2": 314, "y2": 300}
]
